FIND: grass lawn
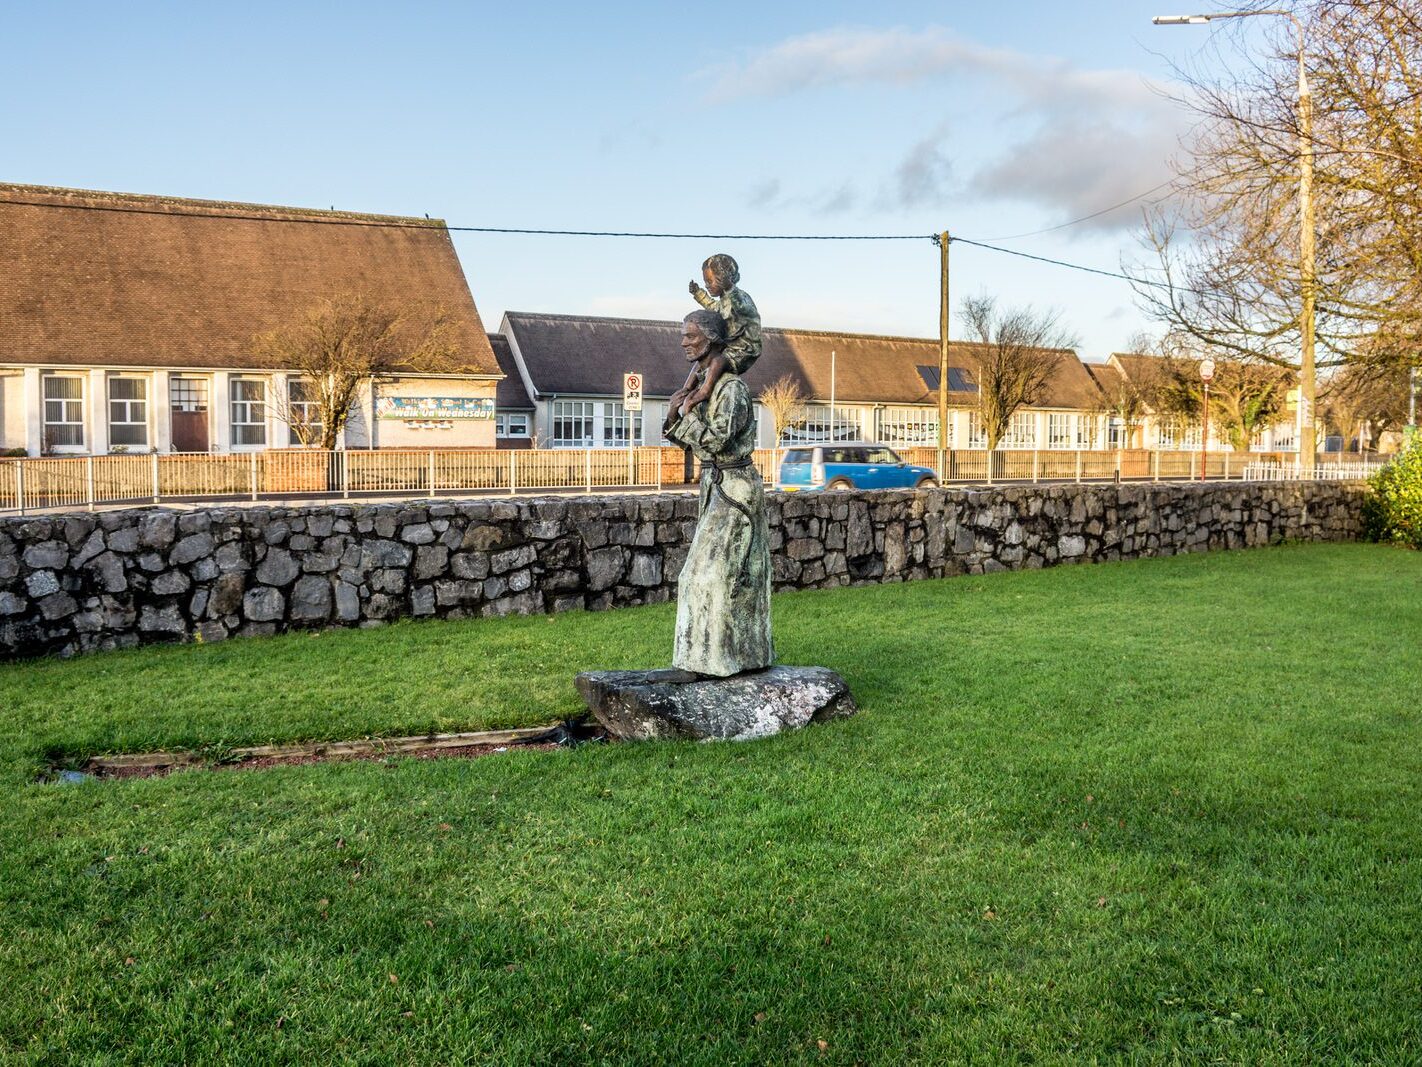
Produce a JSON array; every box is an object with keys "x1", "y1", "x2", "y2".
[{"x1": 2, "y1": 542, "x2": 1420, "y2": 1064}]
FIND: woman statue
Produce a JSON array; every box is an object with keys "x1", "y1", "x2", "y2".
[{"x1": 664, "y1": 309, "x2": 774, "y2": 677}]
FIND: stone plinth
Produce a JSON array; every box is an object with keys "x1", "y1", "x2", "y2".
[{"x1": 575, "y1": 666, "x2": 857, "y2": 742}]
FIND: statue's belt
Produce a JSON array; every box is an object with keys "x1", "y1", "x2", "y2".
[{"x1": 704, "y1": 459, "x2": 756, "y2": 525}]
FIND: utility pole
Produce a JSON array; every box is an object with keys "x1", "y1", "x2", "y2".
[
  {"x1": 937, "y1": 230, "x2": 950, "y2": 481},
  {"x1": 1295, "y1": 19, "x2": 1318, "y2": 469},
  {"x1": 1153, "y1": 11, "x2": 1316, "y2": 468}
]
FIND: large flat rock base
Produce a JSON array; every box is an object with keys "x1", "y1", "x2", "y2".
[{"x1": 575, "y1": 666, "x2": 857, "y2": 742}]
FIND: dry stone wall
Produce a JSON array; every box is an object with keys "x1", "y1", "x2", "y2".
[{"x1": 0, "y1": 482, "x2": 1365, "y2": 659}]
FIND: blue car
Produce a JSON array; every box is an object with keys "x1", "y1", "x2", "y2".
[{"x1": 777, "y1": 443, "x2": 939, "y2": 491}]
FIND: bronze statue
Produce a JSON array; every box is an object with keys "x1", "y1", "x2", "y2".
[
  {"x1": 664, "y1": 254, "x2": 762, "y2": 433},
  {"x1": 664, "y1": 309, "x2": 773, "y2": 676}
]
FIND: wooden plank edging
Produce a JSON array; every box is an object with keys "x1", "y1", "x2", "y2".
[{"x1": 85, "y1": 726, "x2": 554, "y2": 772}]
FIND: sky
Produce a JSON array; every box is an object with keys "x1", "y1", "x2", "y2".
[{"x1": 1, "y1": 1, "x2": 1251, "y2": 362}]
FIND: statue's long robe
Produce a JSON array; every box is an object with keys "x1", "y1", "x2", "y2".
[{"x1": 666, "y1": 373, "x2": 774, "y2": 677}]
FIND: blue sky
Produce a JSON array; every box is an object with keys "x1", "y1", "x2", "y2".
[{"x1": 3, "y1": 1, "x2": 1244, "y2": 360}]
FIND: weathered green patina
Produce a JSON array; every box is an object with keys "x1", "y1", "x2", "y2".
[{"x1": 666, "y1": 312, "x2": 774, "y2": 677}]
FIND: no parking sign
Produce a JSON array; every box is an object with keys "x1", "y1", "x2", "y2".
[{"x1": 623, "y1": 372, "x2": 643, "y2": 411}]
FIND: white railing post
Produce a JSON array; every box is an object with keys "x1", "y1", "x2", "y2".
[
  {"x1": 249, "y1": 452, "x2": 259, "y2": 501},
  {"x1": 656, "y1": 448, "x2": 662, "y2": 493},
  {"x1": 628, "y1": 444, "x2": 635, "y2": 487},
  {"x1": 151, "y1": 452, "x2": 160, "y2": 503},
  {"x1": 341, "y1": 450, "x2": 350, "y2": 498},
  {"x1": 585, "y1": 449, "x2": 592, "y2": 493},
  {"x1": 1075, "y1": 451, "x2": 1083, "y2": 483},
  {"x1": 1151, "y1": 451, "x2": 1160, "y2": 482},
  {"x1": 86, "y1": 456, "x2": 96, "y2": 511},
  {"x1": 14, "y1": 461, "x2": 24, "y2": 516},
  {"x1": 1223, "y1": 453, "x2": 1230, "y2": 481},
  {"x1": 1031, "y1": 451, "x2": 1039, "y2": 483},
  {"x1": 428, "y1": 450, "x2": 436, "y2": 497},
  {"x1": 509, "y1": 450, "x2": 517, "y2": 495}
]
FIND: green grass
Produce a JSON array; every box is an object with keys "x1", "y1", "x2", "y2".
[{"x1": 2, "y1": 542, "x2": 1420, "y2": 1064}]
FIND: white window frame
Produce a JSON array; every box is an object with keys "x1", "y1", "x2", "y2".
[
  {"x1": 1076, "y1": 414, "x2": 1101, "y2": 450},
  {"x1": 1047, "y1": 412, "x2": 1072, "y2": 449},
  {"x1": 42, "y1": 374, "x2": 86, "y2": 451},
  {"x1": 1272, "y1": 423, "x2": 1297, "y2": 452},
  {"x1": 600, "y1": 401, "x2": 642, "y2": 447},
  {"x1": 551, "y1": 400, "x2": 596, "y2": 448},
  {"x1": 877, "y1": 407, "x2": 940, "y2": 447},
  {"x1": 230, "y1": 377, "x2": 268, "y2": 448},
  {"x1": 286, "y1": 378, "x2": 323, "y2": 447},
  {"x1": 1156, "y1": 419, "x2": 1181, "y2": 450},
  {"x1": 496, "y1": 412, "x2": 532, "y2": 438},
  {"x1": 1004, "y1": 411, "x2": 1036, "y2": 450},
  {"x1": 1107, "y1": 417, "x2": 1124, "y2": 448},
  {"x1": 784, "y1": 403, "x2": 859, "y2": 444},
  {"x1": 967, "y1": 411, "x2": 987, "y2": 449},
  {"x1": 107, "y1": 375, "x2": 150, "y2": 450}
]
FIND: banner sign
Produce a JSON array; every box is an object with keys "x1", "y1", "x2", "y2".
[{"x1": 376, "y1": 397, "x2": 495, "y2": 420}]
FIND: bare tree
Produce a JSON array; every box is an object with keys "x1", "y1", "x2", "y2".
[
  {"x1": 1319, "y1": 361, "x2": 1412, "y2": 452},
  {"x1": 252, "y1": 293, "x2": 463, "y2": 450},
  {"x1": 959, "y1": 296, "x2": 1079, "y2": 451},
  {"x1": 1131, "y1": 1, "x2": 1422, "y2": 377},
  {"x1": 758, "y1": 375, "x2": 807, "y2": 446}
]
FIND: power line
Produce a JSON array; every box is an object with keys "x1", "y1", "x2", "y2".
[
  {"x1": 5, "y1": 192, "x2": 1186, "y2": 290},
  {"x1": 970, "y1": 179, "x2": 1177, "y2": 241}
]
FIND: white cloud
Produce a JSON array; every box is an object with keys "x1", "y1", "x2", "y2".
[{"x1": 708, "y1": 26, "x2": 1190, "y2": 229}]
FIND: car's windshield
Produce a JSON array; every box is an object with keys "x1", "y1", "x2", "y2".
[{"x1": 782, "y1": 449, "x2": 812, "y2": 465}]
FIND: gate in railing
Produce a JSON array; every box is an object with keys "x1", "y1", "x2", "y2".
[{"x1": 0, "y1": 447, "x2": 1382, "y2": 515}]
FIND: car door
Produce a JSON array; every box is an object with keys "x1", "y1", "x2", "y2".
[{"x1": 866, "y1": 447, "x2": 907, "y2": 486}]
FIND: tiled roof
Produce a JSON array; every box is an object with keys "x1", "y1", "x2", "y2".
[
  {"x1": 489, "y1": 334, "x2": 533, "y2": 409},
  {"x1": 0, "y1": 184, "x2": 499, "y2": 375},
  {"x1": 503, "y1": 312, "x2": 1103, "y2": 410}
]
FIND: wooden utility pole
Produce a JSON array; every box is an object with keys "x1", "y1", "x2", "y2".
[{"x1": 937, "y1": 230, "x2": 950, "y2": 480}]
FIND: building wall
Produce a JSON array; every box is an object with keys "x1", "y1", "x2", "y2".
[
  {"x1": 0, "y1": 373, "x2": 23, "y2": 452},
  {"x1": 0, "y1": 367, "x2": 501, "y2": 455},
  {"x1": 0, "y1": 481, "x2": 1366, "y2": 659}
]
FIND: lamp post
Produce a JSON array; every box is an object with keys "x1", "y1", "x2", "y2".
[
  {"x1": 1153, "y1": 11, "x2": 1316, "y2": 470},
  {"x1": 1199, "y1": 357, "x2": 1216, "y2": 479}
]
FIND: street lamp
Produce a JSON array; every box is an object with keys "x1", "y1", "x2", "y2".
[
  {"x1": 1199, "y1": 357, "x2": 1216, "y2": 479},
  {"x1": 1154, "y1": 10, "x2": 1316, "y2": 470}
]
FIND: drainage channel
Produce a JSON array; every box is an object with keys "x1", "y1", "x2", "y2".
[{"x1": 40, "y1": 720, "x2": 608, "y2": 783}]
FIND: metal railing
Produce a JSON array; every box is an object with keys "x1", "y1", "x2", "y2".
[{"x1": 0, "y1": 446, "x2": 1384, "y2": 515}]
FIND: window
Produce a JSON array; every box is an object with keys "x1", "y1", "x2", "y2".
[
  {"x1": 1273, "y1": 423, "x2": 1297, "y2": 451},
  {"x1": 1048, "y1": 412, "x2": 1072, "y2": 448},
  {"x1": 784, "y1": 404, "x2": 858, "y2": 444},
  {"x1": 1182, "y1": 423, "x2": 1202, "y2": 448},
  {"x1": 877, "y1": 407, "x2": 939, "y2": 446},
  {"x1": 967, "y1": 411, "x2": 987, "y2": 449},
  {"x1": 1005, "y1": 411, "x2": 1036, "y2": 449},
  {"x1": 42, "y1": 376, "x2": 85, "y2": 449},
  {"x1": 601, "y1": 402, "x2": 642, "y2": 447},
  {"x1": 1076, "y1": 414, "x2": 1100, "y2": 450},
  {"x1": 496, "y1": 412, "x2": 531, "y2": 437},
  {"x1": 287, "y1": 379, "x2": 323, "y2": 446},
  {"x1": 231, "y1": 378, "x2": 267, "y2": 447},
  {"x1": 1107, "y1": 418, "x2": 1124, "y2": 448},
  {"x1": 1156, "y1": 419, "x2": 1181, "y2": 449},
  {"x1": 551, "y1": 400, "x2": 595, "y2": 447},
  {"x1": 866, "y1": 447, "x2": 900, "y2": 464},
  {"x1": 108, "y1": 377, "x2": 148, "y2": 448}
]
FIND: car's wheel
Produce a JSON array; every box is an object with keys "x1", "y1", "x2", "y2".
[
  {"x1": 915, "y1": 476, "x2": 939, "y2": 489},
  {"x1": 826, "y1": 478, "x2": 854, "y2": 491}
]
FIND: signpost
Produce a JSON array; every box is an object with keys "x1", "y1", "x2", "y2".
[
  {"x1": 1199, "y1": 358, "x2": 1215, "y2": 480},
  {"x1": 623, "y1": 373, "x2": 642, "y2": 487}
]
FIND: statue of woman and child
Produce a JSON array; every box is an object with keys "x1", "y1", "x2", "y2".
[
  {"x1": 575, "y1": 255, "x2": 856, "y2": 740},
  {"x1": 662, "y1": 253, "x2": 773, "y2": 678}
]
